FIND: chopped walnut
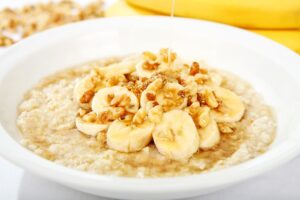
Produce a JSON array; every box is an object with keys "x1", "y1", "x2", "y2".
[
  {"x1": 97, "y1": 111, "x2": 112, "y2": 123},
  {"x1": 189, "y1": 62, "x2": 200, "y2": 75},
  {"x1": 184, "y1": 102, "x2": 211, "y2": 128},
  {"x1": 122, "y1": 113, "x2": 134, "y2": 122},
  {"x1": 109, "y1": 94, "x2": 131, "y2": 107},
  {"x1": 178, "y1": 90, "x2": 185, "y2": 98},
  {"x1": 82, "y1": 112, "x2": 97, "y2": 123},
  {"x1": 208, "y1": 91, "x2": 219, "y2": 108},
  {"x1": 106, "y1": 94, "x2": 115, "y2": 104},
  {"x1": 125, "y1": 74, "x2": 139, "y2": 82},
  {"x1": 112, "y1": 107, "x2": 126, "y2": 120},
  {"x1": 132, "y1": 108, "x2": 147, "y2": 124},
  {"x1": 77, "y1": 108, "x2": 89, "y2": 117},
  {"x1": 218, "y1": 123, "x2": 234, "y2": 133},
  {"x1": 153, "y1": 83, "x2": 186, "y2": 111},
  {"x1": 146, "y1": 78, "x2": 163, "y2": 91},
  {"x1": 119, "y1": 112, "x2": 127, "y2": 120},
  {"x1": 106, "y1": 75, "x2": 127, "y2": 86},
  {"x1": 152, "y1": 101, "x2": 159, "y2": 107},
  {"x1": 198, "y1": 89, "x2": 219, "y2": 108},
  {"x1": 199, "y1": 68, "x2": 208, "y2": 74},
  {"x1": 195, "y1": 74, "x2": 209, "y2": 85},
  {"x1": 146, "y1": 92, "x2": 156, "y2": 101},
  {"x1": 96, "y1": 131, "x2": 106, "y2": 147},
  {"x1": 185, "y1": 102, "x2": 200, "y2": 115},
  {"x1": 177, "y1": 76, "x2": 186, "y2": 86},
  {"x1": 187, "y1": 95, "x2": 193, "y2": 106},
  {"x1": 126, "y1": 81, "x2": 142, "y2": 98},
  {"x1": 197, "y1": 107, "x2": 210, "y2": 128},
  {"x1": 0, "y1": 35, "x2": 14, "y2": 46},
  {"x1": 148, "y1": 105, "x2": 163, "y2": 123},
  {"x1": 80, "y1": 90, "x2": 94, "y2": 104},
  {"x1": 142, "y1": 61, "x2": 159, "y2": 71}
]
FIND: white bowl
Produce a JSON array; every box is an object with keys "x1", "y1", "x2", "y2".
[{"x1": 0, "y1": 17, "x2": 300, "y2": 200}]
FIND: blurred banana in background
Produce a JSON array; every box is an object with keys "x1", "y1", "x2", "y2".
[
  {"x1": 105, "y1": 0, "x2": 300, "y2": 54},
  {"x1": 106, "y1": 0, "x2": 154, "y2": 16},
  {"x1": 252, "y1": 29, "x2": 300, "y2": 53},
  {"x1": 125, "y1": 0, "x2": 300, "y2": 29}
]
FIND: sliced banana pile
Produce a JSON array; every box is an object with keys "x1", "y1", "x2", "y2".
[{"x1": 73, "y1": 49, "x2": 245, "y2": 161}]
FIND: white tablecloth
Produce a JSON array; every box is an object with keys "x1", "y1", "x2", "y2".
[{"x1": 0, "y1": 0, "x2": 299, "y2": 199}]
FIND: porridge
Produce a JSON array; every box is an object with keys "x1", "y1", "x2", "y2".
[{"x1": 17, "y1": 49, "x2": 276, "y2": 177}]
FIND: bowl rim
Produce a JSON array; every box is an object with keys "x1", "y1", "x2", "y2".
[{"x1": 1, "y1": 16, "x2": 300, "y2": 194}]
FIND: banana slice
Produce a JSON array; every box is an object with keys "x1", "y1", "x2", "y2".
[
  {"x1": 198, "y1": 117, "x2": 220, "y2": 149},
  {"x1": 73, "y1": 74, "x2": 103, "y2": 105},
  {"x1": 141, "y1": 79, "x2": 187, "y2": 111},
  {"x1": 92, "y1": 86, "x2": 139, "y2": 114},
  {"x1": 153, "y1": 110, "x2": 199, "y2": 161},
  {"x1": 99, "y1": 58, "x2": 137, "y2": 77},
  {"x1": 75, "y1": 113, "x2": 108, "y2": 136},
  {"x1": 107, "y1": 120, "x2": 154, "y2": 152},
  {"x1": 211, "y1": 87, "x2": 245, "y2": 122}
]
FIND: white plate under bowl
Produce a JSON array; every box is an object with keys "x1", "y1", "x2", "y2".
[{"x1": 0, "y1": 17, "x2": 300, "y2": 200}]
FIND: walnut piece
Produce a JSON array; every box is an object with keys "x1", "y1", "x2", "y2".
[
  {"x1": 132, "y1": 108, "x2": 147, "y2": 124},
  {"x1": 142, "y1": 61, "x2": 159, "y2": 71},
  {"x1": 77, "y1": 108, "x2": 89, "y2": 117},
  {"x1": 218, "y1": 123, "x2": 234, "y2": 133},
  {"x1": 146, "y1": 92, "x2": 156, "y2": 101},
  {"x1": 198, "y1": 89, "x2": 219, "y2": 108},
  {"x1": 148, "y1": 105, "x2": 163, "y2": 123},
  {"x1": 97, "y1": 111, "x2": 112, "y2": 124},
  {"x1": 109, "y1": 94, "x2": 131, "y2": 107},
  {"x1": 197, "y1": 107, "x2": 210, "y2": 128},
  {"x1": 80, "y1": 90, "x2": 94, "y2": 104},
  {"x1": 189, "y1": 62, "x2": 200, "y2": 75},
  {"x1": 82, "y1": 112, "x2": 97, "y2": 123}
]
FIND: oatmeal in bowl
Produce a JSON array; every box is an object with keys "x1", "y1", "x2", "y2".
[{"x1": 17, "y1": 48, "x2": 276, "y2": 177}]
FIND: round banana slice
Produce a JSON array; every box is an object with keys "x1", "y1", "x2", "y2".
[
  {"x1": 92, "y1": 86, "x2": 139, "y2": 114},
  {"x1": 141, "y1": 79, "x2": 187, "y2": 111},
  {"x1": 153, "y1": 110, "x2": 199, "y2": 161},
  {"x1": 107, "y1": 120, "x2": 154, "y2": 152},
  {"x1": 211, "y1": 87, "x2": 245, "y2": 123},
  {"x1": 73, "y1": 74, "x2": 103, "y2": 105},
  {"x1": 198, "y1": 117, "x2": 220, "y2": 149},
  {"x1": 75, "y1": 117, "x2": 108, "y2": 137}
]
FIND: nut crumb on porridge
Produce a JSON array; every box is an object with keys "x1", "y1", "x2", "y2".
[
  {"x1": 17, "y1": 49, "x2": 276, "y2": 177},
  {"x1": 0, "y1": 0, "x2": 104, "y2": 47}
]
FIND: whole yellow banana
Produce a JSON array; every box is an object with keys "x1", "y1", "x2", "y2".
[{"x1": 126, "y1": 0, "x2": 300, "y2": 29}]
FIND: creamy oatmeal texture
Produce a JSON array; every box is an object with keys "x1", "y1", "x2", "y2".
[{"x1": 17, "y1": 49, "x2": 276, "y2": 177}]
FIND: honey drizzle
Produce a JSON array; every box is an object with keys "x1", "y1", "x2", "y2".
[{"x1": 168, "y1": 0, "x2": 176, "y2": 67}]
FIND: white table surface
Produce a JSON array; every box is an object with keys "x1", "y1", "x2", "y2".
[{"x1": 0, "y1": 0, "x2": 300, "y2": 199}]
